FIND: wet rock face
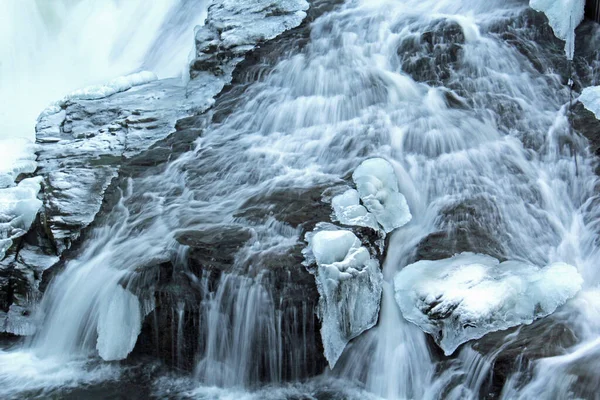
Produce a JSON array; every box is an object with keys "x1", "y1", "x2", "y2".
[
  {"x1": 188, "y1": 0, "x2": 309, "y2": 104},
  {"x1": 36, "y1": 0, "x2": 339, "y2": 379},
  {"x1": 3, "y1": 0, "x2": 318, "y2": 339},
  {"x1": 572, "y1": 101, "x2": 600, "y2": 159},
  {"x1": 470, "y1": 319, "x2": 578, "y2": 399},
  {"x1": 0, "y1": 213, "x2": 59, "y2": 335},
  {"x1": 0, "y1": 79, "x2": 208, "y2": 335},
  {"x1": 397, "y1": 19, "x2": 466, "y2": 86},
  {"x1": 128, "y1": 182, "x2": 336, "y2": 375},
  {"x1": 35, "y1": 78, "x2": 208, "y2": 254},
  {"x1": 415, "y1": 198, "x2": 506, "y2": 263}
]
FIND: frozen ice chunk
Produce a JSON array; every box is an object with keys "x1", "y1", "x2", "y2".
[
  {"x1": 0, "y1": 177, "x2": 43, "y2": 259},
  {"x1": 352, "y1": 158, "x2": 411, "y2": 233},
  {"x1": 61, "y1": 71, "x2": 158, "y2": 103},
  {"x1": 579, "y1": 86, "x2": 600, "y2": 119},
  {"x1": 529, "y1": 0, "x2": 585, "y2": 60},
  {"x1": 332, "y1": 189, "x2": 379, "y2": 230},
  {"x1": 0, "y1": 138, "x2": 39, "y2": 189},
  {"x1": 96, "y1": 285, "x2": 142, "y2": 361},
  {"x1": 394, "y1": 252, "x2": 583, "y2": 355},
  {"x1": 304, "y1": 227, "x2": 383, "y2": 368}
]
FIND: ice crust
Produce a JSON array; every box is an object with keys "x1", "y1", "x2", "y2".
[
  {"x1": 394, "y1": 252, "x2": 583, "y2": 355},
  {"x1": 352, "y1": 158, "x2": 412, "y2": 233},
  {"x1": 529, "y1": 0, "x2": 585, "y2": 60},
  {"x1": 60, "y1": 71, "x2": 158, "y2": 103},
  {"x1": 331, "y1": 189, "x2": 379, "y2": 230},
  {"x1": 96, "y1": 285, "x2": 142, "y2": 361},
  {"x1": 580, "y1": 86, "x2": 600, "y2": 119},
  {"x1": 37, "y1": 71, "x2": 159, "y2": 120},
  {"x1": 303, "y1": 226, "x2": 383, "y2": 368},
  {"x1": 0, "y1": 177, "x2": 43, "y2": 259}
]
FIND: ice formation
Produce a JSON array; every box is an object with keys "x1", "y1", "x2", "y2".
[
  {"x1": 331, "y1": 189, "x2": 379, "y2": 230},
  {"x1": 0, "y1": 177, "x2": 43, "y2": 259},
  {"x1": 96, "y1": 285, "x2": 142, "y2": 361},
  {"x1": 303, "y1": 227, "x2": 383, "y2": 368},
  {"x1": 579, "y1": 86, "x2": 600, "y2": 119},
  {"x1": 58, "y1": 71, "x2": 158, "y2": 104},
  {"x1": 529, "y1": 0, "x2": 585, "y2": 60},
  {"x1": 393, "y1": 252, "x2": 583, "y2": 355},
  {"x1": 352, "y1": 158, "x2": 412, "y2": 233},
  {"x1": 0, "y1": 138, "x2": 39, "y2": 189}
]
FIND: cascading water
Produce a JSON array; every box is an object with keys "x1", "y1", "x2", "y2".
[
  {"x1": 0, "y1": 0, "x2": 207, "y2": 141},
  {"x1": 1, "y1": 0, "x2": 599, "y2": 398}
]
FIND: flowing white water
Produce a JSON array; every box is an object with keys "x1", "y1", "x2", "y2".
[
  {"x1": 1, "y1": 0, "x2": 600, "y2": 398},
  {"x1": 0, "y1": 0, "x2": 207, "y2": 141}
]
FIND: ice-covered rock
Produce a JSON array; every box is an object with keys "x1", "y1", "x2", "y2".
[
  {"x1": 352, "y1": 158, "x2": 412, "y2": 233},
  {"x1": 34, "y1": 77, "x2": 212, "y2": 252},
  {"x1": 0, "y1": 177, "x2": 43, "y2": 260},
  {"x1": 331, "y1": 189, "x2": 379, "y2": 231},
  {"x1": 58, "y1": 71, "x2": 158, "y2": 104},
  {"x1": 189, "y1": 0, "x2": 309, "y2": 100},
  {"x1": 529, "y1": 0, "x2": 585, "y2": 60},
  {"x1": 33, "y1": 0, "x2": 311, "y2": 255},
  {"x1": 394, "y1": 252, "x2": 583, "y2": 355},
  {"x1": 96, "y1": 285, "x2": 142, "y2": 361},
  {"x1": 579, "y1": 86, "x2": 600, "y2": 119},
  {"x1": 303, "y1": 225, "x2": 383, "y2": 368}
]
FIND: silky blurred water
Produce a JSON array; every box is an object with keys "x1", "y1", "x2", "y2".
[{"x1": 0, "y1": 0, "x2": 207, "y2": 141}]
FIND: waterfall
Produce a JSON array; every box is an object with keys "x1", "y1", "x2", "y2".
[
  {"x1": 0, "y1": 0, "x2": 207, "y2": 141},
  {"x1": 1, "y1": 0, "x2": 599, "y2": 398}
]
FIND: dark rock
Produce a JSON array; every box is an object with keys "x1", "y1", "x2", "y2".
[
  {"x1": 415, "y1": 198, "x2": 507, "y2": 262},
  {"x1": 397, "y1": 18, "x2": 465, "y2": 86},
  {"x1": 573, "y1": 101, "x2": 600, "y2": 163},
  {"x1": 235, "y1": 184, "x2": 338, "y2": 230},
  {"x1": 471, "y1": 318, "x2": 578, "y2": 399},
  {"x1": 177, "y1": 225, "x2": 254, "y2": 272}
]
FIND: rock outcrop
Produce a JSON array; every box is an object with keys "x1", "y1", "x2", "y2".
[{"x1": 0, "y1": 0, "x2": 312, "y2": 337}]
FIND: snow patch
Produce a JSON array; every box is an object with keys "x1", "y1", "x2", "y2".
[
  {"x1": 0, "y1": 177, "x2": 43, "y2": 259},
  {"x1": 529, "y1": 0, "x2": 585, "y2": 60},
  {"x1": 303, "y1": 226, "x2": 382, "y2": 368},
  {"x1": 393, "y1": 252, "x2": 583, "y2": 355},
  {"x1": 96, "y1": 285, "x2": 142, "y2": 361},
  {"x1": 352, "y1": 158, "x2": 412, "y2": 233}
]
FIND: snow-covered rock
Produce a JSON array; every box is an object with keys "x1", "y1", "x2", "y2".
[
  {"x1": 352, "y1": 158, "x2": 412, "y2": 233},
  {"x1": 394, "y1": 252, "x2": 583, "y2": 355},
  {"x1": 579, "y1": 86, "x2": 600, "y2": 119},
  {"x1": 529, "y1": 0, "x2": 585, "y2": 60},
  {"x1": 303, "y1": 225, "x2": 383, "y2": 368},
  {"x1": 96, "y1": 285, "x2": 142, "y2": 361},
  {"x1": 331, "y1": 189, "x2": 379, "y2": 231},
  {"x1": 0, "y1": 177, "x2": 43, "y2": 260}
]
